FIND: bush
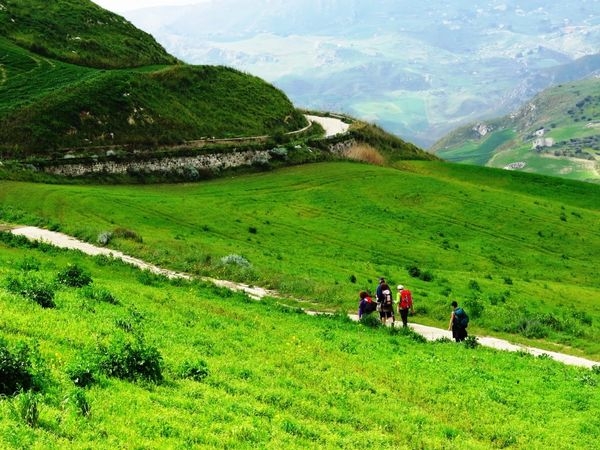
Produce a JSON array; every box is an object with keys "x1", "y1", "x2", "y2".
[
  {"x1": 66, "y1": 359, "x2": 96, "y2": 388},
  {"x1": 16, "y1": 256, "x2": 41, "y2": 271},
  {"x1": 6, "y1": 273, "x2": 56, "y2": 308},
  {"x1": 57, "y1": 264, "x2": 92, "y2": 287},
  {"x1": 359, "y1": 313, "x2": 381, "y2": 328},
  {"x1": 464, "y1": 336, "x2": 479, "y2": 349},
  {"x1": 178, "y1": 359, "x2": 209, "y2": 382},
  {"x1": 66, "y1": 389, "x2": 91, "y2": 417},
  {"x1": 96, "y1": 335, "x2": 163, "y2": 383},
  {"x1": 81, "y1": 286, "x2": 119, "y2": 305},
  {"x1": 0, "y1": 339, "x2": 37, "y2": 395},
  {"x1": 407, "y1": 265, "x2": 421, "y2": 278},
  {"x1": 12, "y1": 390, "x2": 40, "y2": 428},
  {"x1": 113, "y1": 227, "x2": 143, "y2": 243}
]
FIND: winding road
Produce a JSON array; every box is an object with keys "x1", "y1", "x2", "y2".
[{"x1": 8, "y1": 225, "x2": 598, "y2": 370}]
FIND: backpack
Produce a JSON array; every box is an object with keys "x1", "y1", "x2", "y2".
[
  {"x1": 455, "y1": 307, "x2": 469, "y2": 328},
  {"x1": 383, "y1": 290, "x2": 392, "y2": 305},
  {"x1": 399, "y1": 290, "x2": 412, "y2": 309}
]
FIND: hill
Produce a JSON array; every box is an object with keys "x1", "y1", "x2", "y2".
[
  {"x1": 0, "y1": 0, "x2": 178, "y2": 68},
  {"x1": 1, "y1": 161, "x2": 599, "y2": 359},
  {"x1": 0, "y1": 1, "x2": 307, "y2": 158},
  {"x1": 431, "y1": 77, "x2": 600, "y2": 183}
]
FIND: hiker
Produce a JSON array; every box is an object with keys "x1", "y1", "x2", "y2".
[
  {"x1": 448, "y1": 300, "x2": 469, "y2": 342},
  {"x1": 397, "y1": 285, "x2": 414, "y2": 327},
  {"x1": 376, "y1": 278, "x2": 394, "y2": 325},
  {"x1": 358, "y1": 290, "x2": 376, "y2": 319}
]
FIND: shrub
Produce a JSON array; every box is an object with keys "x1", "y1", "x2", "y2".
[
  {"x1": 464, "y1": 298, "x2": 484, "y2": 319},
  {"x1": 57, "y1": 264, "x2": 92, "y2": 287},
  {"x1": 81, "y1": 286, "x2": 119, "y2": 305},
  {"x1": 345, "y1": 143, "x2": 385, "y2": 165},
  {"x1": 464, "y1": 335, "x2": 480, "y2": 349},
  {"x1": 407, "y1": 265, "x2": 421, "y2": 278},
  {"x1": 66, "y1": 389, "x2": 91, "y2": 417},
  {"x1": 468, "y1": 280, "x2": 481, "y2": 291},
  {"x1": 220, "y1": 254, "x2": 251, "y2": 268},
  {"x1": 419, "y1": 270, "x2": 434, "y2": 282},
  {"x1": 178, "y1": 359, "x2": 209, "y2": 382},
  {"x1": 359, "y1": 313, "x2": 381, "y2": 328},
  {"x1": 12, "y1": 390, "x2": 40, "y2": 428},
  {"x1": 398, "y1": 326, "x2": 427, "y2": 343},
  {"x1": 66, "y1": 359, "x2": 96, "y2": 388},
  {"x1": 6, "y1": 273, "x2": 56, "y2": 308},
  {"x1": 96, "y1": 335, "x2": 163, "y2": 382},
  {"x1": 16, "y1": 256, "x2": 40, "y2": 271},
  {"x1": 0, "y1": 339, "x2": 37, "y2": 395},
  {"x1": 113, "y1": 227, "x2": 143, "y2": 243}
]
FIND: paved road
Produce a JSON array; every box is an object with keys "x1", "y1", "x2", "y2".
[{"x1": 9, "y1": 226, "x2": 598, "y2": 369}]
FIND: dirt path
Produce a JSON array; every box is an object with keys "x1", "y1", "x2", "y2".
[
  {"x1": 305, "y1": 114, "x2": 350, "y2": 137},
  {"x1": 9, "y1": 225, "x2": 598, "y2": 369}
]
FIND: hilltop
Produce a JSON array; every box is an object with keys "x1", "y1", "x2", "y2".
[
  {"x1": 0, "y1": 1, "x2": 304, "y2": 158},
  {"x1": 0, "y1": 0, "x2": 432, "y2": 173},
  {"x1": 431, "y1": 77, "x2": 600, "y2": 183}
]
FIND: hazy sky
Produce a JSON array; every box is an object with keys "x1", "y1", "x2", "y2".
[{"x1": 92, "y1": 1, "x2": 206, "y2": 13}]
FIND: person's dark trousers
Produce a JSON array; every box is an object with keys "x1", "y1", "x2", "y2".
[{"x1": 400, "y1": 308, "x2": 409, "y2": 327}]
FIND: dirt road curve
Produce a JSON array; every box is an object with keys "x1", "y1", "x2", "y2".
[
  {"x1": 305, "y1": 115, "x2": 350, "y2": 137},
  {"x1": 9, "y1": 226, "x2": 598, "y2": 369}
]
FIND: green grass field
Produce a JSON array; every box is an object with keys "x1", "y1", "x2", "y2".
[
  {"x1": 0, "y1": 236, "x2": 599, "y2": 449},
  {"x1": 1, "y1": 161, "x2": 599, "y2": 359}
]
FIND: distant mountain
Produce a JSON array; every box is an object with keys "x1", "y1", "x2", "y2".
[
  {"x1": 123, "y1": 0, "x2": 600, "y2": 147},
  {"x1": 431, "y1": 76, "x2": 600, "y2": 184}
]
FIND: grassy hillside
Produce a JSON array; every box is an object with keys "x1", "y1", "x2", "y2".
[
  {"x1": 1, "y1": 161, "x2": 599, "y2": 358},
  {"x1": 0, "y1": 36, "x2": 306, "y2": 157},
  {"x1": 432, "y1": 77, "x2": 600, "y2": 183},
  {"x1": 0, "y1": 0, "x2": 178, "y2": 68},
  {"x1": 0, "y1": 236, "x2": 599, "y2": 448}
]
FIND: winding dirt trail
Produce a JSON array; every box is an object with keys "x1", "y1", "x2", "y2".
[{"x1": 8, "y1": 225, "x2": 598, "y2": 369}]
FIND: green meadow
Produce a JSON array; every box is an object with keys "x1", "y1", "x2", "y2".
[
  {"x1": 0, "y1": 234, "x2": 599, "y2": 449},
  {"x1": 1, "y1": 161, "x2": 599, "y2": 359}
]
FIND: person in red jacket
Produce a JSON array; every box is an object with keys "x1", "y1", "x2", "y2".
[{"x1": 397, "y1": 285, "x2": 414, "y2": 327}]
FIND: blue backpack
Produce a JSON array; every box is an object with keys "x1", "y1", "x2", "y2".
[{"x1": 455, "y1": 307, "x2": 469, "y2": 328}]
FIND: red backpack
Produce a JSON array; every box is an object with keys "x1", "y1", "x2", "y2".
[{"x1": 399, "y1": 290, "x2": 413, "y2": 309}]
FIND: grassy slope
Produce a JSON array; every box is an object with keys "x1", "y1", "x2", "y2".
[
  {"x1": 1, "y1": 161, "x2": 599, "y2": 358},
  {"x1": 0, "y1": 37, "x2": 306, "y2": 155},
  {"x1": 0, "y1": 239, "x2": 599, "y2": 449},
  {"x1": 432, "y1": 77, "x2": 600, "y2": 183},
  {"x1": 0, "y1": 0, "x2": 178, "y2": 68}
]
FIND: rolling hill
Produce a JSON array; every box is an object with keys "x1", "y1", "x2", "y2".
[
  {"x1": 431, "y1": 77, "x2": 600, "y2": 183},
  {"x1": 0, "y1": 0, "x2": 306, "y2": 157}
]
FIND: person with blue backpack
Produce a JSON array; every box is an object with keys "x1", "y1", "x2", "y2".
[{"x1": 448, "y1": 301, "x2": 469, "y2": 342}]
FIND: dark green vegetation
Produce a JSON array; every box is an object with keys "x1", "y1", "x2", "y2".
[
  {"x1": 0, "y1": 0, "x2": 177, "y2": 68},
  {"x1": 432, "y1": 77, "x2": 600, "y2": 183},
  {"x1": 0, "y1": 1, "x2": 306, "y2": 157},
  {"x1": 1, "y1": 161, "x2": 599, "y2": 359},
  {"x1": 0, "y1": 236, "x2": 599, "y2": 448}
]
